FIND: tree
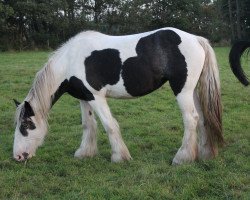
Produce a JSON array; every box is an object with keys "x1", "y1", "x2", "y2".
[
  {"x1": 0, "y1": 1, "x2": 14, "y2": 50},
  {"x1": 0, "y1": 0, "x2": 243, "y2": 50},
  {"x1": 218, "y1": 0, "x2": 250, "y2": 42}
]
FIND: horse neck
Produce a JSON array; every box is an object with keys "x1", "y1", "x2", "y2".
[{"x1": 26, "y1": 57, "x2": 66, "y2": 121}]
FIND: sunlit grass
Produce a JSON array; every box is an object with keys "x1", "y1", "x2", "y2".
[{"x1": 0, "y1": 48, "x2": 249, "y2": 199}]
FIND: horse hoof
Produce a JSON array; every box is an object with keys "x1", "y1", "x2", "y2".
[
  {"x1": 74, "y1": 148, "x2": 97, "y2": 159},
  {"x1": 111, "y1": 152, "x2": 132, "y2": 163},
  {"x1": 172, "y1": 146, "x2": 197, "y2": 165},
  {"x1": 172, "y1": 157, "x2": 183, "y2": 165}
]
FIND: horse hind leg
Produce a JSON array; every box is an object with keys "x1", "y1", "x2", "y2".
[
  {"x1": 74, "y1": 100, "x2": 98, "y2": 158},
  {"x1": 194, "y1": 91, "x2": 218, "y2": 160},
  {"x1": 172, "y1": 90, "x2": 199, "y2": 165},
  {"x1": 89, "y1": 95, "x2": 131, "y2": 162}
]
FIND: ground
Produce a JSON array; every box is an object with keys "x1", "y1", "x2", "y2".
[{"x1": 0, "y1": 48, "x2": 249, "y2": 199}]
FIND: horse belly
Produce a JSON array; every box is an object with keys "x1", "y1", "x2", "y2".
[
  {"x1": 105, "y1": 76, "x2": 133, "y2": 99},
  {"x1": 105, "y1": 70, "x2": 167, "y2": 98}
]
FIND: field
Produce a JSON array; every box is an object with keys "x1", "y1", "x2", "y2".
[{"x1": 0, "y1": 48, "x2": 249, "y2": 199}]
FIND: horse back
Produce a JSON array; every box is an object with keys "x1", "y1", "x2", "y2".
[{"x1": 64, "y1": 28, "x2": 200, "y2": 99}]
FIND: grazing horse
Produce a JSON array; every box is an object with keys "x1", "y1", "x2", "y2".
[
  {"x1": 13, "y1": 28, "x2": 224, "y2": 165},
  {"x1": 229, "y1": 41, "x2": 250, "y2": 86}
]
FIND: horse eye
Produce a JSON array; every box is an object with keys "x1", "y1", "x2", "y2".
[
  {"x1": 29, "y1": 122, "x2": 36, "y2": 130},
  {"x1": 26, "y1": 118, "x2": 32, "y2": 123},
  {"x1": 23, "y1": 123, "x2": 29, "y2": 129}
]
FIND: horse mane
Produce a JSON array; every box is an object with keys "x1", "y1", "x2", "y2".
[
  {"x1": 25, "y1": 59, "x2": 56, "y2": 122},
  {"x1": 14, "y1": 103, "x2": 23, "y2": 126},
  {"x1": 15, "y1": 30, "x2": 100, "y2": 123}
]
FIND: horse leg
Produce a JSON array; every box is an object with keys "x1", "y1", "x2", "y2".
[
  {"x1": 89, "y1": 96, "x2": 131, "y2": 162},
  {"x1": 193, "y1": 91, "x2": 217, "y2": 160},
  {"x1": 74, "y1": 100, "x2": 98, "y2": 158},
  {"x1": 172, "y1": 90, "x2": 199, "y2": 165}
]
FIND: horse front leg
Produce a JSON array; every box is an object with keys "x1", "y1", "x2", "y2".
[
  {"x1": 89, "y1": 95, "x2": 131, "y2": 162},
  {"x1": 74, "y1": 100, "x2": 98, "y2": 158}
]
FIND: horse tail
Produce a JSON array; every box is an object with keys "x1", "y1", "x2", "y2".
[
  {"x1": 197, "y1": 37, "x2": 224, "y2": 153},
  {"x1": 229, "y1": 41, "x2": 250, "y2": 86}
]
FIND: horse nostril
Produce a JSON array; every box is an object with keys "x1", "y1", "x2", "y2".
[
  {"x1": 18, "y1": 155, "x2": 22, "y2": 160},
  {"x1": 22, "y1": 152, "x2": 29, "y2": 160}
]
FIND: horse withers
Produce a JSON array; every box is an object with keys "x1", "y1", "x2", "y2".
[{"x1": 13, "y1": 28, "x2": 225, "y2": 165}]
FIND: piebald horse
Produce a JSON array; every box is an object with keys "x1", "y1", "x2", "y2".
[{"x1": 14, "y1": 28, "x2": 225, "y2": 165}]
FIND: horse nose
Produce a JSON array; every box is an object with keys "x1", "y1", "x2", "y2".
[
  {"x1": 14, "y1": 154, "x2": 24, "y2": 161},
  {"x1": 22, "y1": 152, "x2": 29, "y2": 160}
]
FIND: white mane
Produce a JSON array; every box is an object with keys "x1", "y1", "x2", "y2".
[
  {"x1": 29, "y1": 61, "x2": 55, "y2": 120},
  {"x1": 22, "y1": 60, "x2": 56, "y2": 123}
]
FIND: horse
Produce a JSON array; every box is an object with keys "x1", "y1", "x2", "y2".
[
  {"x1": 229, "y1": 41, "x2": 250, "y2": 86},
  {"x1": 13, "y1": 27, "x2": 224, "y2": 165}
]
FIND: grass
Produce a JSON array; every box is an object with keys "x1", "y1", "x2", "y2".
[{"x1": 0, "y1": 48, "x2": 249, "y2": 199}]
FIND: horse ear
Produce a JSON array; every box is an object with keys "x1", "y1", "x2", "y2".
[
  {"x1": 24, "y1": 101, "x2": 35, "y2": 117},
  {"x1": 13, "y1": 99, "x2": 21, "y2": 107}
]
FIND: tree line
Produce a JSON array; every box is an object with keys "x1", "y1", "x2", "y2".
[{"x1": 0, "y1": 0, "x2": 249, "y2": 51}]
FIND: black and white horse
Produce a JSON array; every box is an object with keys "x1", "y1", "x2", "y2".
[
  {"x1": 229, "y1": 41, "x2": 249, "y2": 86},
  {"x1": 14, "y1": 28, "x2": 225, "y2": 165}
]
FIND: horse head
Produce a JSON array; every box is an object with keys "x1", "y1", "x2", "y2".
[{"x1": 13, "y1": 100, "x2": 47, "y2": 161}]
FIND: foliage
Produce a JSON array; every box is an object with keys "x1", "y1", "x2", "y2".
[
  {"x1": 0, "y1": 0, "x2": 247, "y2": 50},
  {"x1": 0, "y1": 48, "x2": 249, "y2": 199},
  {"x1": 217, "y1": 0, "x2": 250, "y2": 42}
]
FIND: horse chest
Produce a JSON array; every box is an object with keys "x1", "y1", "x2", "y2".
[{"x1": 52, "y1": 76, "x2": 95, "y2": 104}]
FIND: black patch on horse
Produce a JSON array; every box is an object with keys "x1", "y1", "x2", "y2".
[
  {"x1": 19, "y1": 119, "x2": 36, "y2": 136},
  {"x1": 83, "y1": 30, "x2": 187, "y2": 96},
  {"x1": 85, "y1": 49, "x2": 122, "y2": 91},
  {"x1": 52, "y1": 76, "x2": 95, "y2": 105},
  {"x1": 122, "y1": 30, "x2": 187, "y2": 96},
  {"x1": 19, "y1": 101, "x2": 36, "y2": 136}
]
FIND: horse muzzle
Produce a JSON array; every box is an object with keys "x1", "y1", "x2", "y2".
[{"x1": 14, "y1": 152, "x2": 30, "y2": 162}]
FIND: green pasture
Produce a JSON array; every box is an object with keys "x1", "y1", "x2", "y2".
[{"x1": 0, "y1": 48, "x2": 249, "y2": 199}]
